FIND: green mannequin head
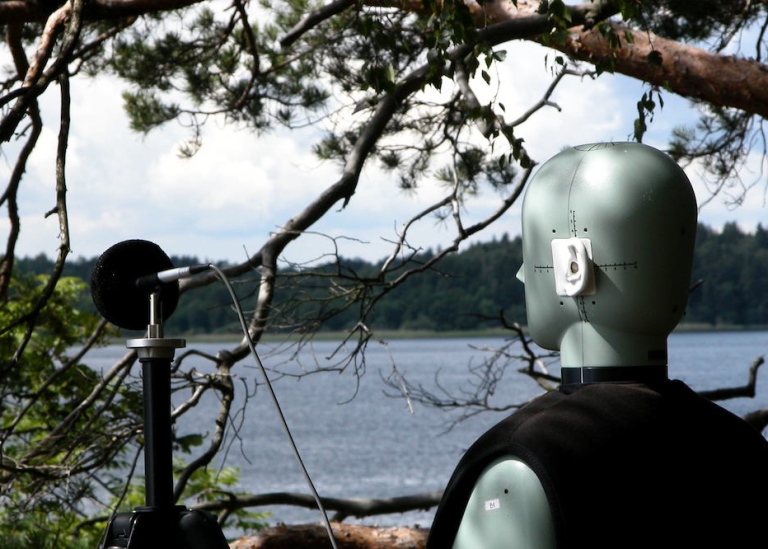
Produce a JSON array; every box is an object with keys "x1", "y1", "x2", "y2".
[{"x1": 517, "y1": 142, "x2": 697, "y2": 372}]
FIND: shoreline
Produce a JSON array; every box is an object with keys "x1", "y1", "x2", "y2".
[{"x1": 174, "y1": 323, "x2": 768, "y2": 345}]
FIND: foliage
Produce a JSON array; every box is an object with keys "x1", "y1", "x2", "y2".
[
  {"x1": 0, "y1": 271, "x2": 242, "y2": 545},
  {"x1": 0, "y1": 274, "x2": 116, "y2": 547}
]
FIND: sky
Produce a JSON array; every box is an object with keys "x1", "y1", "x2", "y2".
[{"x1": 2, "y1": 41, "x2": 766, "y2": 267}]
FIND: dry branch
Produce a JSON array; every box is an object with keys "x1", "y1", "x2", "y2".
[
  {"x1": 193, "y1": 490, "x2": 443, "y2": 523},
  {"x1": 697, "y1": 356, "x2": 764, "y2": 401}
]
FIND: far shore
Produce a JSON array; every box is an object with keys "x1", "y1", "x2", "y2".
[{"x1": 163, "y1": 323, "x2": 768, "y2": 345}]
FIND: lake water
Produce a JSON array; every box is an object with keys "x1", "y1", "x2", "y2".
[{"x1": 87, "y1": 330, "x2": 768, "y2": 535}]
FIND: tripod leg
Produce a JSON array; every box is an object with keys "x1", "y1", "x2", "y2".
[
  {"x1": 101, "y1": 508, "x2": 227, "y2": 549},
  {"x1": 179, "y1": 509, "x2": 230, "y2": 549},
  {"x1": 101, "y1": 509, "x2": 181, "y2": 549},
  {"x1": 100, "y1": 512, "x2": 133, "y2": 549}
]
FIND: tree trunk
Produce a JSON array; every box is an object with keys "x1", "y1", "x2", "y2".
[{"x1": 229, "y1": 523, "x2": 429, "y2": 549}]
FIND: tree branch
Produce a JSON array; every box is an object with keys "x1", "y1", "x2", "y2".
[
  {"x1": 469, "y1": 0, "x2": 768, "y2": 119},
  {"x1": 173, "y1": 363, "x2": 235, "y2": 502},
  {"x1": 192, "y1": 489, "x2": 443, "y2": 523},
  {"x1": 0, "y1": 0, "x2": 84, "y2": 141},
  {"x1": 0, "y1": 0, "x2": 205, "y2": 24},
  {"x1": 560, "y1": 22, "x2": 768, "y2": 119},
  {"x1": 698, "y1": 356, "x2": 764, "y2": 401},
  {"x1": 280, "y1": 0, "x2": 356, "y2": 49}
]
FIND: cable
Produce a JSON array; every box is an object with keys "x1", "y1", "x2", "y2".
[{"x1": 208, "y1": 264, "x2": 339, "y2": 549}]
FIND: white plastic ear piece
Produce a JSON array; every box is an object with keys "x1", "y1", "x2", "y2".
[{"x1": 551, "y1": 238, "x2": 596, "y2": 296}]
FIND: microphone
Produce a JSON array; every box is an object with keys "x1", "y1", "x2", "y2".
[
  {"x1": 90, "y1": 240, "x2": 183, "y2": 331},
  {"x1": 135, "y1": 264, "x2": 209, "y2": 289}
]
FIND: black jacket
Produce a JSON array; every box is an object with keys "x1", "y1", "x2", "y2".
[{"x1": 427, "y1": 380, "x2": 768, "y2": 548}]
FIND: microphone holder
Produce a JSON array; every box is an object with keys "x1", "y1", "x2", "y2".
[{"x1": 99, "y1": 291, "x2": 229, "y2": 549}]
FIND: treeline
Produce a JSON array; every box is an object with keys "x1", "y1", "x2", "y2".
[
  {"x1": 688, "y1": 222, "x2": 768, "y2": 325},
  {"x1": 15, "y1": 222, "x2": 768, "y2": 334}
]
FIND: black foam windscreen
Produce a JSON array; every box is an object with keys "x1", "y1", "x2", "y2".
[{"x1": 90, "y1": 239, "x2": 180, "y2": 331}]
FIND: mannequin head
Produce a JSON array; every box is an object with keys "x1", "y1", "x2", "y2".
[{"x1": 517, "y1": 142, "x2": 697, "y2": 376}]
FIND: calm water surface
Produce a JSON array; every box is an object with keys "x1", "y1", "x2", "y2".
[{"x1": 87, "y1": 331, "x2": 768, "y2": 532}]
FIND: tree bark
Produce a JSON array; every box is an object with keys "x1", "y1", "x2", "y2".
[
  {"x1": 560, "y1": 23, "x2": 768, "y2": 119},
  {"x1": 230, "y1": 523, "x2": 428, "y2": 549},
  {"x1": 477, "y1": 1, "x2": 768, "y2": 119}
]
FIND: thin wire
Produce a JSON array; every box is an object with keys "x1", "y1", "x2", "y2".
[{"x1": 208, "y1": 264, "x2": 339, "y2": 549}]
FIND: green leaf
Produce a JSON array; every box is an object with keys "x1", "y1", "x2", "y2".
[
  {"x1": 174, "y1": 433, "x2": 205, "y2": 453},
  {"x1": 647, "y1": 50, "x2": 663, "y2": 66}
]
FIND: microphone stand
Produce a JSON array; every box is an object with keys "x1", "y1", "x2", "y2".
[{"x1": 99, "y1": 291, "x2": 229, "y2": 549}]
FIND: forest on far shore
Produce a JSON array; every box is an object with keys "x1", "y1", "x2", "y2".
[{"x1": 15, "y1": 221, "x2": 768, "y2": 336}]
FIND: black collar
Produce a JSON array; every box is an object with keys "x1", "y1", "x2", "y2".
[{"x1": 561, "y1": 365, "x2": 668, "y2": 385}]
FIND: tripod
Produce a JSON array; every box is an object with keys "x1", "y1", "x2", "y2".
[{"x1": 99, "y1": 291, "x2": 229, "y2": 549}]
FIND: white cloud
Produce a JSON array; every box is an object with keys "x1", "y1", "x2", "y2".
[{"x1": 4, "y1": 41, "x2": 765, "y2": 267}]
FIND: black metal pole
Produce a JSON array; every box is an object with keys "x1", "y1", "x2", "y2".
[
  {"x1": 127, "y1": 291, "x2": 185, "y2": 511},
  {"x1": 141, "y1": 355, "x2": 174, "y2": 509}
]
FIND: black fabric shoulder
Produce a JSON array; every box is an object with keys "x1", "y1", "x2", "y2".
[{"x1": 427, "y1": 381, "x2": 768, "y2": 549}]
